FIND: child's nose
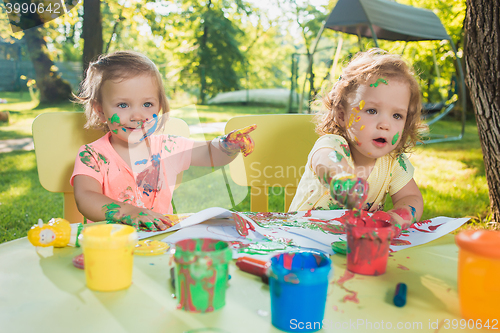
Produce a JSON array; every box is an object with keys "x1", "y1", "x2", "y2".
[
  {"x1": 130, "y1": 109, "x2": 147, "y2": 124},
  {"x1": 377, "y1": 121, "x2": 390, "y2": 131}
]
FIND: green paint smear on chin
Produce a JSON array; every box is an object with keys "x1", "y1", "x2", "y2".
[{"x1": 392, "y1": 132, "x2": 400, "y2": 145}]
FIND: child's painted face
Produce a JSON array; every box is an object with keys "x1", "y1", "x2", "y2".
[
  {"x1": 342, "y1": 77, "x2": 410, "y2": 162},
  {"x1": 96, "y1": 74, "x2": 161, "y2": 147}
]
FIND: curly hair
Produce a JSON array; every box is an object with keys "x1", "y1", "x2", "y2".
[
  {"x1": 316, "y1": 48, "x2": 426, "y2": 155},
  {"x1": 73, "y1": 50, "x2": 169, "y2": 132}
]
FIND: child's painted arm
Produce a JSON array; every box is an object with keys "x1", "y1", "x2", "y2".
[
  {"x1": 311, "y1": 148, "x2": 369, "y2": 209},
  {"x1": 311, "y1": 148, "x2": 356, "y2": 185},
  {"x1": 73, "y1": 175, "x2": 172, "y2": 231},
  {"x1": 388, "y1": 179, "x2": 423, "y2": 235},
  {"x1": 190, "y1": 125, "x2": 257, "y2": 167}
]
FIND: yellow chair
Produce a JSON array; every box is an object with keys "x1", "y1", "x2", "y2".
[
  {"x1": 225, "y1": 114, "x2": 318, "y2": 212},
  {"x1": 32, "y1": 112, "x2": 190, "y2": 223}
]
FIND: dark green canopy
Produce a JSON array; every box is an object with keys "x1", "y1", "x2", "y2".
[{"x1": 325, "y1": 0, "x2": 451, "y2": 42}]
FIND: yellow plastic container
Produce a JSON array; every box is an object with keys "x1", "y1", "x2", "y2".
[
  {"x1": 80, "y1": 224, "x2": 138, "y2": 291},
  {"x1": 456, "y1": 230, "x2": 500, "y2": 321}
]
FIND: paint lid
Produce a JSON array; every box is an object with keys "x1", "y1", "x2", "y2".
[
  {"x1": 455, "y1": 230, "x2": 500, "y2": 259},
  {"x1": 134, "y1": 240, "x2": 170, "y2": 256},
  {"x1": 331, "y1": 241, "x2": 347, "y2": 255}
]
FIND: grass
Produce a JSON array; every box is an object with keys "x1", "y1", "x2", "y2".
[{"x1": 0, "y1": 92, "x2": 494, "y2": 244}]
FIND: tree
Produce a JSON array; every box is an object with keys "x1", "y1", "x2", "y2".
[
  {"x1": 5, "y1": 1, "x2": 72, "y2": 103},
  {"x1": 82, "y1": 0, "x2": 103, "y2": 76},
  {"x1": 145, "y1": 0, "x2": 248, "y2": 104},
  {"x1": 464, "y1": 0, "x2": 500, "y2": 222}
]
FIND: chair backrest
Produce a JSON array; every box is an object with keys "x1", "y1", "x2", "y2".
[
  {"x1": 225, "y1": 114, "x2": 318, "y2": 212},
  {"x1": 32, "y1": 112, "x2": 190, "y2": 223}
]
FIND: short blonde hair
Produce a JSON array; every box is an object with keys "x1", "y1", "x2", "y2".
[
  {"x1": 74, "y1": 50, "x2": 169, "y2": 132},
  {"x1": 316, "y1": 48, "x2": 426, "y2": 155}
]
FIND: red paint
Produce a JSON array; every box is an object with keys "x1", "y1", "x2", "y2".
[
  {"x1": 391, "y1": 208, "x2": 411, "y2": 221},
  {"x1": 391, "y1": 239, "x2": 411, "y2": 246},
  {"x1": 282, "y1": 253, "x2": 294, "y2": 270},
  {"x1": 232, "y1": 213, "x2": 249, "y2": 236},
  {"x1": 236, "y1": 257, "x2": 270, "y2": 277},
  {"x1": 342, "y1": 291, "x2": 360, "y2": 304},
  {"x1": 304, "y1": 210, "x2": 312, "y2": 217},
  {"x1": 336, "y1": 270, "x2": 355, "y2": 286},
  {"x1": 346, "y1": 220, "x2": 393, "y2": 276},
  {"x1": 410, "y1": 225, "x2": 432, "y2": 233},
  {"x1": 336, "y1": 270, "x2": 360, "y2": 304},
  {"x1": 429, "y1": 223, "x2": 444, "y2": 231}
]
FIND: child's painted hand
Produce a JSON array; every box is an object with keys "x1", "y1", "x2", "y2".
[
  {"x1": 102, "y1": 202, "x2": 173, "y2": 231},
  {"x1": 386, "y1": 207, "x2": 417, "y2": 238},
  {"x1": 220, "y1": 124, "x2": 257, "y2": 157},
  {"x1": 328, "y1": 173, "x2": 368, "y2": 210},
  {"x1": 371, "y1": 211, "x2": 401, "y2": 238}
]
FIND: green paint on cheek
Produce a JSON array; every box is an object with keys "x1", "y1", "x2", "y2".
[
  {"x1": 139, "y1": 212, "x2": 147, "y2": 216},
  {"x1": 112, "y1": 129, "x2": 118, "y2": 134},
  {"x1": 109, "y1": 113, "x2": 120, "y2": 125},
  {"x1": 392, "y1": 132, "x2": 400, "y2": 145}
]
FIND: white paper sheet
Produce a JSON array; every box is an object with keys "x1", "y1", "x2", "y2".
[
  {"x1": 137, "y1": 207, "x2": 233, "y2": 240},
  {"x1": 233, "y1": 211, "x2": 469, "y2": 252},
  {"x1": 147, "y1": 207, "x2": 469, "y2": 256}
]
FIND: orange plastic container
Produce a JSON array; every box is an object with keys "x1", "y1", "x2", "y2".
[{"x1": 455, "y1": 230, "x2": 500, "y2": 321}]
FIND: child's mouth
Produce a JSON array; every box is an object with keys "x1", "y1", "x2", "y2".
[{"x1": 373, "y1": 137, "x2": 387, "y2": 147}]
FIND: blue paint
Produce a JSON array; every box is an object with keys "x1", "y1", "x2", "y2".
[
  {"x1": 135, "y1": 159, "x2": 148, "y2": 165},
  {"x1": 151, "y1": 153, "x2": 161, "y2": 167},
  {"x1": 139, "y1": 113, "x2": 159, "y2": 142}
]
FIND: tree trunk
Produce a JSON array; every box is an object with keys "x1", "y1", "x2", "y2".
[
  {"x1": 82, "y1": 0, "x2": 103, "y2": 77},
  {"x1": 198, "y1": 0, "x2": 211, "y2": 105},
  {"x1": 464, "y1": 0, "x2": 500, "y2": 222},
  {"x1": 22, "y1": 28, "x2": 72, "y2": 104}
]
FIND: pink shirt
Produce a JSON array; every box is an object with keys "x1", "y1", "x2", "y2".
[{"x1": 71, "y1": 132, "x2": 194, "y2": 214}]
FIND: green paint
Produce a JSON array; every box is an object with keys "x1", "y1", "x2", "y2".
[
  {"x1": 97, "y1": 153, "x2": 109, "y2": 164},
  {"x1": 174, "y1": 239, "x2": 232, "y2": 312},
  {"x1": 328, "y1": 150, "x2": 344, "y2": 163},
  {"x1": 340, "y1": 144, "x2": 351, "y2": 157},
  {"x1": 397, "y1": 154, "x2": 408, "y2": 172},
  {"x1": 139, "y1": 212, "x2": 147, "y2": 216},
  {"x1": 370, "y1": 78, "x2": 388, "y2": 87},
  {"x1": 392, "y1": 132, "x2": 400, "y2": 145},
  {"x1": 242, "y1": 212, "x2": 340, "y2": 235},
  {"x1": 112, "y1": 129, "x2": 118, "y2": 134},
  {"x1": 109, "y1": 113, "x2": 120, "y2": 125}
]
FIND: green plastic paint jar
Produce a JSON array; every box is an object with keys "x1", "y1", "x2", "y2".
[{"x1": 174, "y1": 238, "x2": 232, "y2": 312}]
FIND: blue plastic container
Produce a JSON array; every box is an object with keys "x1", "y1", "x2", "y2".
[{"x1": 269, "y1": 252, "x2": 332, "y2": 332}]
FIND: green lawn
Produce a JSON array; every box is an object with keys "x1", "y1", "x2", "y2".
[{"x1": 0, "y1": 93, "x2": 494, "y2": 244}]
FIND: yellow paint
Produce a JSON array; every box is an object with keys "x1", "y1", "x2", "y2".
[
  {"x1": 355, "y1": 116, "x2": 361, "y2": 122},
  {"x1": 359, "y1": 100, "x2": 365, "y2": 110},
  {"x1": 81, "y1": 224, "x2": 138, "y2": 291},
  {"x1": 135, "y1": 240, "x2": 170, "y2": 256},
  {"x1": 360, "y1": 125, "x2": 365, "y2": 130},
  {"x1": 348, "y1": 114, "x2": 355, "y2": 128}
]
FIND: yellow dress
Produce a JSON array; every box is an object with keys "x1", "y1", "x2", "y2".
[{"x1": 289, "y1": 134, "x2": 414, "y2": 212}]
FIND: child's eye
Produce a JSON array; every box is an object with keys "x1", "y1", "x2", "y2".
[
  {"x1": 117, "y1": 103, "x2": 128, "y2": 108},
  {"x1": 366, "y1": 109, "x2": 377, "y2": 115},
  {"x1": 143, "y1": 102, "x2": 153, "y2": 107},
  {"x1": 393, "y1": 113, "x2": 404, "y2": 120}
]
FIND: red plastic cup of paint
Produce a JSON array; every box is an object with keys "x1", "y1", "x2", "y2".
[{"x1": 346, "y1": 220, "x2": 393, "y2": 276}]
